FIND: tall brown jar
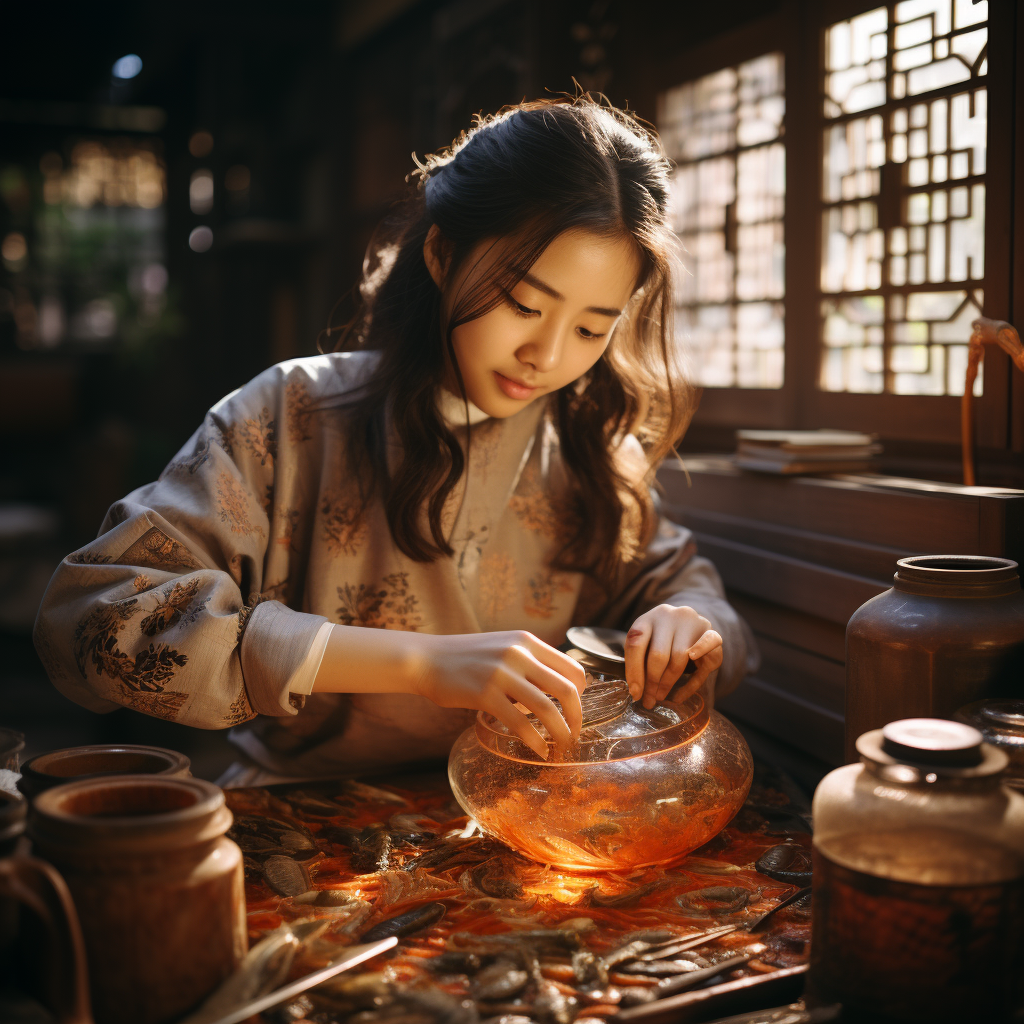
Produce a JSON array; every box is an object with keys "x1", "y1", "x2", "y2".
[
  {"x1": 845, "y1": 556, "x2": 1024, "y2": 763},
  {"x1": 30, "y1": 776, "x2": 246, "y2": 1024}
]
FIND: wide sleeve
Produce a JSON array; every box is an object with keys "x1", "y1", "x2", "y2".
[{"x1": 32, "y1": 366, "x2": 329, "y2": 729}]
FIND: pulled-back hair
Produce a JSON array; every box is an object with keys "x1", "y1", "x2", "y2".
[{"x1": 326, "y1": 96, "x2": 694, "y2": 588}]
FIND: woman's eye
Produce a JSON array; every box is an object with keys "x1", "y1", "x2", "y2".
[
  {"x1": 502, "y1": 290, "x2": 539, "y2": 318},
  {"x1": 577, "y1": 326, "x2": 606, "y2": 340}
]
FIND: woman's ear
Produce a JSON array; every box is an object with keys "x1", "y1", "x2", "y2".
[{"x1": 423, "y1": 224, "x2": 449, "y2": 288}]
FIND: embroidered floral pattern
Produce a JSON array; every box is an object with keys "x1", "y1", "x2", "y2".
[
  {"x1": 465, "y1": 419, "x2": 503, "y2": 472},
  {"x1": 224, "y1": 687, "x2": 255, "y2": 726},
  {"x1": 118, "y1": 527, "x2": 205, "y2": 572},
  {"x1": 321, "y1": 492, "x2": 368, "y2": 556},
  {"x1": 524, "y1": 570, "x2": 575, "y2": 619},
  {"x1": 336, "y1": 571, "x2": 423, "y2": 629},
  {"x1": 73, "y1": 599, "x2": 189, "y2": 721},
  {"x1": 509, "y1": 463, "x2": 575, "y2": 545},
  {"x1": 478, "y1": 551, "x2": 516, "y2": 621},
  {"x1": 286, "y1": 379, "x2": 315, "y2": 444},
  {"x1": 260, "y1": 579, "x2": 291, "y2": 602},
  {"x1": 132, "y1": 574, "x2": 153, "y2": 592},
  {"x1": 67, "y1": 550, "x2": 113, "y2": 565},
  {"x1": 236, "y1": 595, "x2": 267, "y2": 643},
  {"x1": 275, "y1": 508, "x2": 301, "y2": 552},
  {"x1": 162, "y1": 437, "x2": 214, "y2": 478},
  {"x1": 216, "y1": 472, "x2": 261, "y2": 537},
  {"x1": 216, "y1": 423, "x2": 236, "y2": 458},
  {"x1": 235, "y1": 409, "x2": 277, "y2": 467},
  {"x1": 139, "y1": 578, "x2": 207, "y2": 636}
]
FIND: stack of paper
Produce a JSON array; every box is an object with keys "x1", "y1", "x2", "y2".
[{"x1": 735, "y1": 429, "x2": 882, "y2": 475}]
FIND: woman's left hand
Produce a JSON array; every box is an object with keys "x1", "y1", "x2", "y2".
[{"x1": 624, "y1": 604, "x2": 723, "y2": 709}]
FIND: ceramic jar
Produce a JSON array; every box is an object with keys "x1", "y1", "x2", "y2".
[
  {"x1": 810, "y1": 719, "x2": 1024, "y2": 1022},
  {"x1": 18, "y1": 743, "x2": 191, "y2": 799},
  {"x1": 956, "y1": 698, "x2": 1024, "y2": 791},
  {"x1": 30, "y1": 776, "x2": 246, "y2": 1024},
  {"x1": 845, "y1": 556, "x2": 1024, "y2": 762}
]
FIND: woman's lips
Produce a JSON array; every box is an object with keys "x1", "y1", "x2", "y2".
[{"x1": 494, "y1": 371, "x2": 538, "y2": 400}]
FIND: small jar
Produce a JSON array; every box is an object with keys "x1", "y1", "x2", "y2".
[
  {"x1": 956, "y1": 698, "x2": 1024, "y2": 792},
  {"x1": 18, "y1": 743, "x2": 191, "y2": 799},
  {"x1": 30, "y1": 776, "x2": 246, "y2": 1024},
  {"x1": 810, "y1": 719, "x2": 1024, "y2": 1022}
]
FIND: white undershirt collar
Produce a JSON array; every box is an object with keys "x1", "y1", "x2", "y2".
[{"x1": 437, "y1": 388, "x2": 492, "y2": 426}]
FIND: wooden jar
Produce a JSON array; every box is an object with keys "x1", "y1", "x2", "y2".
[
  {"x1": 845, "y1": 556, "x2": 1024, "y2": 762},
  {"x1": 18, "y1": 743, "x2": 191, "y2": 799},
  {"x1": 30, "y1": 776, "x2": 246, "y2": 1024}
]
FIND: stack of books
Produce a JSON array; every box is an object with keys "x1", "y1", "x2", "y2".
[{"x1": 735, "y1": 429, "x2": 882, "y2": 475}]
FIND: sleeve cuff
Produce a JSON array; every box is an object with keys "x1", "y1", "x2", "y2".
[
  {"x1": 239, "y1": 601, "x2": 330, "y2": 716},
  {"x1": 287, "y1": 621, "x2": 335, "y2": 696}
]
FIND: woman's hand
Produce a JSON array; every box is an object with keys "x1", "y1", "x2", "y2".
[
  {"x1": 413, "y1": 631, "x2": 587, "y2": 761},
  {"x1": 624, "y1": 604, "x2": 723, "y2": 709}
]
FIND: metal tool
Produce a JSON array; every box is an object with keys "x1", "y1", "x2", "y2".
[
  {"x1": 567, "y1": 626, "x2": 697, "y2": 675},
  {"x1": 196, "y1": 936, "x2": 397, "y2": 1024},
  {"x1": 745, "y1": 886, "x2": 812, "y2": 933},
  {"x1": 567, "y1": 625, "x2": 628, "y2": 662}
]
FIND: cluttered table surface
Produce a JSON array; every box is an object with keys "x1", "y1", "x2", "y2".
[{"x1": 220, "y1": 763, "x2": 814, "y2": 1024}]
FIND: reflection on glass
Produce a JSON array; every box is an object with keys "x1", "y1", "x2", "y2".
[
  {"x1": 659, "y1": 53, "x2": 785, "y2": 389},
  {"x1": 821, "y1": 1, "x2": 987, "y2": 396}
]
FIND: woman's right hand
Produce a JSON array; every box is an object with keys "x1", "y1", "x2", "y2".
[{"x1": 413, "y1": 631, "x2": 587, "y2": 760}]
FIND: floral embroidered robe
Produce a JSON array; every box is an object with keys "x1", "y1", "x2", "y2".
[{"x1": 33, "y1": 352, "x2": 758, "y2": 778}]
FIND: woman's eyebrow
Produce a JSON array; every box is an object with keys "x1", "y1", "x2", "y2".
[{"x1": 521, "y1": 271, "x2": 622, "y2": 317}]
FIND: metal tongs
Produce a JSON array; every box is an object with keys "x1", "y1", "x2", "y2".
[{"x1": 189, "y1": 936, "x2": 397, "y2": 1024}]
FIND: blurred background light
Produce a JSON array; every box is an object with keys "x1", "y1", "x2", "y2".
[
  {"x1": 140, "y1": 263, "x2": 168, "y2": 295},
  {"x1": 112, "y1": 53, "x2": 143, "y2": 80},
  {"x1": 188, "y1": 226, "x2": 213, "y2": 252},
  {"x1": 189, "y1": 168, "x2": 214, "y2": 214},
  {"x1": 188, "y1": 131, "x2": 214, "y2": 158},
  {"x1": 1, "y1": 232, "x2": 27, "y2": 268},
  {"x1": 225, "y1": 165, "x2": 250, "y2": 192}
]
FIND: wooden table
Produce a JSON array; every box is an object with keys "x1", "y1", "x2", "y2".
[{"x1": 225, "y1": 761, "x2": 813, "y2": 1023}]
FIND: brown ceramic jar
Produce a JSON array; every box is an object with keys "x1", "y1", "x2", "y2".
[
  {"x1": 30, "y1": 776, "x2": 246, "y2": 1024},
  {"x1": 18, "y1": 743, "x2": 191, "y2": 799},
  {"x1": 845, "y1": 556, "x2": 1024, "y2": 763}
]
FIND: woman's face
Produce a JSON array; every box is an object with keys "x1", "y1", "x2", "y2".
[{"x1": 427, "y1": 227, "x2": 641, "y2": 419}]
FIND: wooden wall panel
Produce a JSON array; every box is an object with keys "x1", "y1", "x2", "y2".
[{"x1": 660, "y1": 458, "x2": 1024, "y2": 766}]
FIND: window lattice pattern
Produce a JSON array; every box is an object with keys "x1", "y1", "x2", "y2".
[
  {"x1": 821, "y1": 1, "x2": 988, "y2": 395},
  {"x1": 659, "y1": 54, "x2": 786, "y2": 389}
]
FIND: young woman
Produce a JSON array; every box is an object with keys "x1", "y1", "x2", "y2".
[{"x1": 33, "y1": 98, "x2": 758, "y2": 783}]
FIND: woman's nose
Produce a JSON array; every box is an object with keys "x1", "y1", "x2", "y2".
[{"x1": 516, "y1": 323, "x2": 562, "y2": 372}]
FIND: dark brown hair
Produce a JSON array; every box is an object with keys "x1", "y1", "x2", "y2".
[{"x1": 326, "y1": 97, "x2": 694, "y2": 588}]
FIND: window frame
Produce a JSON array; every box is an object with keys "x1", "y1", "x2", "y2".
[{"x1": 649, "y1": 0, "x2": 1017, "y2": 452}]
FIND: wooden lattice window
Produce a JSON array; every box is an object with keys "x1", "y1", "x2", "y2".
[
  {"x1": 659, "y1": 54, "x2": 786, "y2": 390},
  {"x1": 820, "y1": 1, "x2": 988, "y2": 397}
]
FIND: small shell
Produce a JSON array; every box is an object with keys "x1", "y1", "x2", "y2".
[
  {"x1": 675, "y1": 885, "x2": 759, "y2": 916},
  {"x1": 755, "y1": 843, "x2": 813, "y2": 886},
  {"x1": 471, "y1": 960, "x2": 530, "y2": 1001},
  {"x1": 262, "y1": 855, "x2": 312, "y2": 897},
  {"x1": 361, "y1": 901, "x2": 447, "y2": 942}
]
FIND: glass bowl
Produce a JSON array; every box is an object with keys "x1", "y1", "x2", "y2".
[{"x1": 448, "y1": 671, "x2": 753, "y2": 872}]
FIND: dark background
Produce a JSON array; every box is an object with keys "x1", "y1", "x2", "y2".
[{"x1": 0, "y1": 0, "x2": 785, "y2": 779}]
